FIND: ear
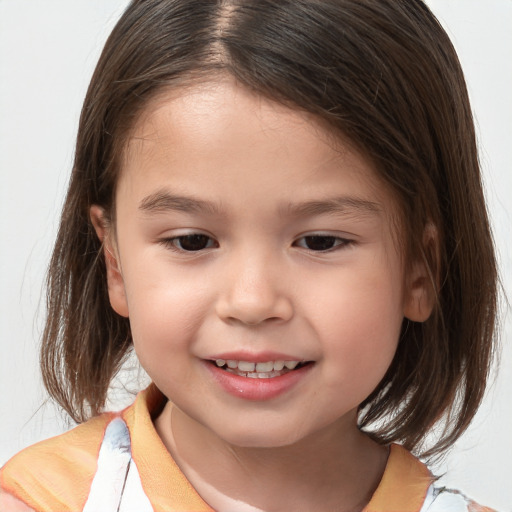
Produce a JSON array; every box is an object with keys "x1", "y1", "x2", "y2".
[
  {"x1": 403, "y1": 224, "x2": 438, "y2": 322},
  {"x1": 90, "y1": 205, "x2": 129, "y2": 318}
]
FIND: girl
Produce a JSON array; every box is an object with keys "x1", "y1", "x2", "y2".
[{"x1": 0, "y1": 0, "x2": 500, "y2": 511}]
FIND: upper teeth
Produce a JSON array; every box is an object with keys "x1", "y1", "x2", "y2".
[{"x1": 215, "y1": 359, "x2": 299, "y2": 372}]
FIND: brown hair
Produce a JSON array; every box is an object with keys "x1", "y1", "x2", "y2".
[{"x1": 41, "y1": 0, "x2": 498, "y2": 457}]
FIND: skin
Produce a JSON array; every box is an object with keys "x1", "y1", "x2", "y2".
[
  {"x1": 91, "y1": 77, "x2": 432, "y2": 512},
  {"x1": 0, "y1": 490, "x2": 35, "y2": 512}
]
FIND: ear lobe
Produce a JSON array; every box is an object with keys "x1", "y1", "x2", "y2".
[
  {"x1": 90, "y1": 205, "x2": 129, "y2": 318},
  {"x1": 403, "y1": 224, "x2": 438, "y2": 323}
]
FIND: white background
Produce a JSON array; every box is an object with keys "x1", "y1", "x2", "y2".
[{"x1": 0, "y1": 1, "x2": 511, "y2": 510}]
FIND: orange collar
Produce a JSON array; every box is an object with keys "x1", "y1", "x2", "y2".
[{"x1": 124, "y1": 385, "x2": 433, "y2": 512}]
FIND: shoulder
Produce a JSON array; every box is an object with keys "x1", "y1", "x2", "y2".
[
  {"x1": 366, "y1": 444, "x2": 496, "y2": 512},
  {"x1": 0, "y1": 412, "x2": 114, "y2": 512},
  {"x1": 421, "y1": 484, "x2": 497, "y2": 512}
]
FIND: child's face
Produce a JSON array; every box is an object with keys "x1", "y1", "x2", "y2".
[{"x1": 99, "y1": 78, "x2": 422, "y2": 448}]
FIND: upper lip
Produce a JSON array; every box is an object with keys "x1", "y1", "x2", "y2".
[{"x1": 207, "y1": 351, "x2": 309, "y2": 363}]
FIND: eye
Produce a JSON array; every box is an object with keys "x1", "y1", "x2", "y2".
[
  {"x1": 162, "y1": 234, "x2": 217, "y2": 252},
  {"x1": 294, "y1": 235, "x2": 351, "y2": 252}
]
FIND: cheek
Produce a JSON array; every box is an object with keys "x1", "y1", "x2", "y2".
[
  {"x1": 120, "y1": 263, "x2": 213, "y2": 364},
  {"x1": 324, "y1": 301, "x2": 401, "y2": 368},
  {"x1": 309, "y1": 264, "x2": 404, "y2": 381}
]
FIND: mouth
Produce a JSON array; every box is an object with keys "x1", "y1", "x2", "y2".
[{"x1": 210, "y1": 359, "x2": 312, "y2": 379}]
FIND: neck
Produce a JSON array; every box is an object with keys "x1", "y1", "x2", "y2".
[{"x1": 155, "y1": 403, "x2": 388, "y2": 512}]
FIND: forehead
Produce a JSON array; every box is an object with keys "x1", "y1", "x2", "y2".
[
  {"x1": 124, "y1": 78, "x2": 344, "y2": 164},
  {"x1": 118, "y1": 78, "x2": 399, "y2": 223}
]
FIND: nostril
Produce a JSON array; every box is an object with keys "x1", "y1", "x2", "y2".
[{"x1": 216, "y1": 296, "x2": 294, "y2": 326}]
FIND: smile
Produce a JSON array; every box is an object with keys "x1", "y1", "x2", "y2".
[
  {"x1": 205, "y1": 356, "x2": 314, "y2": 400},
  {"x1": 213, "y1": 359, "x2": 308, "y2": 379}
]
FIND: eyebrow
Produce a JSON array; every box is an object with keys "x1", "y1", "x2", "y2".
[
  {"x1": 279, "y1": 197, "x2": 382, "y2": 218},
  {"x1": 138, "y1": 190, "x2": 381, "y2": 219},
  {"x1": 139, "y1": 190, "x2": 221, "y2": 216}
]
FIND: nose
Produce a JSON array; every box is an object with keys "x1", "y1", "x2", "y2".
[{"x1": 215, "y1": 252, "x2": 294, "y2": 326}]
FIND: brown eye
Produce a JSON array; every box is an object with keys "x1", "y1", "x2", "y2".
[
  {"x1": 294, "y1": 235, "x2": 350, "y2": 252},
  {"x1": 304, "y1": 236, "x2": 337, "y2": 251},
  {"x1": 171, "y1": 234, "x2": 216, "y2": 251}
]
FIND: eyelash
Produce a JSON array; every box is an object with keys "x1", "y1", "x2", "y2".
[
  {"x1": 293, "y1": 235, "x2": 353, "y2": 252},
  {"x1": 159, "y1": 234, "x2": 218, "y2": 252},
  {"x1": 159, "y1": 233, "x2": 353, "y2": 253}
]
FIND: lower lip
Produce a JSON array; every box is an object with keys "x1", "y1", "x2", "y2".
[{"x1": 204, "y1": 362, "x2": 313, "y2": 401}]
